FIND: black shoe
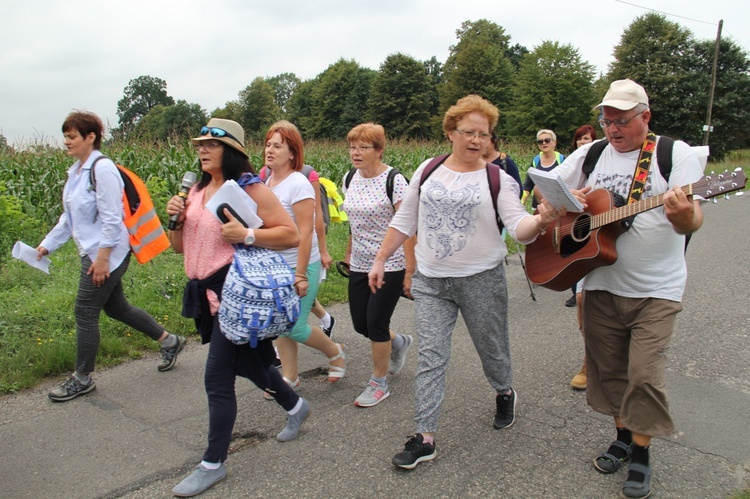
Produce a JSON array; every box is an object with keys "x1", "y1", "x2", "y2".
[
  {"x1": 158, "y1": 335, "x2": 186, "y2": 372},
  {"x1": 322, "y1": 315, "x2": 335, "y2": 338},
  {"x1": 392, "y1": 433, "x2": 436, "y2": 469},
  {"x1": 565, "y1": 295, "x2": 577, "y2": 307},
  {"x1": 48, "y1": 375, "x2": 96, "y2": 402},
  {"x1": 493, "y1": 388, "x2": 517, "y2": 429}
]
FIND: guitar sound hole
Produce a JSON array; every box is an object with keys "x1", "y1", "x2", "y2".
[{"x1": 560, "y1": 214, "x2": 591, "y2": 258}]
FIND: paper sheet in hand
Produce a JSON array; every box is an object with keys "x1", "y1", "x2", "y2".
[
  {"x1": 12, "y1": 241, "x2": 51, "y2": 274},
  {"x1": 205, "y1": 180, "x2": 263, "y2": 229},
  {"x1": 527, "y1": 168, "x2": 584, "y2": 212}
]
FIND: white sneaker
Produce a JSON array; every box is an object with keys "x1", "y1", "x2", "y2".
[
  {"x1": 388, "y1": 335, "x2": 413, "y2": 375},
  {"x1": 354, "y1": 380, "x2": 390, "y2": 407}
]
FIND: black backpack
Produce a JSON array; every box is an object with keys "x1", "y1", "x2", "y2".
[
  {"x1": 344, "y1": 167, "x2": 407, "y2": 207},
  {"x1": 582, "y1": 136, "x2": 674, "y2": 181}
]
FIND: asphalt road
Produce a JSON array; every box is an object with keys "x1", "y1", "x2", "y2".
[{"x1": 1, "y1": 191, "x2": 748, "y2": 498}]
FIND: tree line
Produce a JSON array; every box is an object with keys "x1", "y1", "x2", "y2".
[{"x1": 115, "y1": 14, "x2": 750, "y2": 160}]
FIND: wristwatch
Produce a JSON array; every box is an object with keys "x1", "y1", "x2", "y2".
[{"x1": 244, "y1": 229, "x2": 256, "y2": 246}]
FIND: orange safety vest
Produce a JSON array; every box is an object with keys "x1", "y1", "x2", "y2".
[{"x1": 90, "y1": 158, "x2": 170, "y2": 264}]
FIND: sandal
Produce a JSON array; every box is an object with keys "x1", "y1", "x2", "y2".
[
  {"x1": 621, "y1": 462, "x2": 652, "y2": 499},
  {"x1": 594, "y1": 440, "x2": 632, "y2": 474},
  {"x1": 327, "y1": 343, "x2": 347, "y2": 383}
]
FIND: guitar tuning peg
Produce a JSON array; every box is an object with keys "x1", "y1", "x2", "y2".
[
  {"x1": 711, "y1": 198, "x2": 718, "y2": 204},
  {"x1": 737, "y1": 191, "x2": 744, "y2": 197},
  {"x1": 724, "y1": 194, "x2": 731, "y2": 200}
]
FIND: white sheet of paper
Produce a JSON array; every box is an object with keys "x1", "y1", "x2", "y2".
[
  {"x1": 527, "y1": 168, "x2": 584, "y2": 212},
  {"x1": 205, "y1": 180, "x2": 264, "y2": 229},
  {"x1": 12, "y1": 241, "x2": 51, "y2": 274}
]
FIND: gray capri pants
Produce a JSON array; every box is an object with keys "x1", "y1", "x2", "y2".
[{"x1": 410, "y1": 262, "x2": 513, "y2": 434}]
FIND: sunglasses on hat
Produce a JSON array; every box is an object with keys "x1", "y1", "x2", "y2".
[{"x1": 200, "y1": 126, "x2": 241, "y2": 144}]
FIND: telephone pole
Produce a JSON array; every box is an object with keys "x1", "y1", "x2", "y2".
[{"x1": 702, "y1": 19, "x2": 723, "y2": 146}]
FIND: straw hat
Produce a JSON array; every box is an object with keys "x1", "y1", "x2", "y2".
[{"x1": 192, "y1": 118, "x2": 247, "y2": 157}]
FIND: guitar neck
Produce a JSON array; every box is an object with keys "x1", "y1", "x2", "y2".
[
  {"x1": 591, "y1": 188, "x2": 681, "y2": 228},
  {"x1": 588, "y1": 170, "x2": 746, "y2": 229}
]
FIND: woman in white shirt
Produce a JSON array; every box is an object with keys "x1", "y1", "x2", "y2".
[
  {"x1": 37, "y1": 111, "x2": 184, "y2": 403},
  {"x1": 342, "y1": 123, "x2": 416, "y2": 408},
  {"x1": 369, "y1": 95, "x2": 564, "y2": 470},
  {"x1": 262, "y1": 121, "x2": 347, "y2": 394}
]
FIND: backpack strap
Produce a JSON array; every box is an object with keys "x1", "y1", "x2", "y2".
[
  {"x1": 418, "y1": 154, "x2": 451, "y2": 187},
  {"x1": 485, "y1": 162, "x2": 504, "y2": 233},
  {"x1": 385, "y1": 168, "x2": 409, "y2": 206},
  {"x1": 88, "y1": 156, "x2": 108, "y2": 191},
  {"x1": 655, "y1": 136, "x2": 675, "y2": 182},
  {"x1": 343, "y1": 167, "x2": 356, "y2": 191},
  {"x1": 582, "y1": 140, "x2": 610, "y2": 178}
]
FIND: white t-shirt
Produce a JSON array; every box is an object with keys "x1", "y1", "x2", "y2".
[
  {"x1": 342, "y1": 166, "x2": 408, "y2": 273},
  {"x1": 390, "y1": 159, "x2": 530, "y2": 278},
  {"x1": 554, "y1": 137, "x2": 703, "y2": 301},
  {"x1": 268, "y1": 171, "x2": 320, "y2": 267}
]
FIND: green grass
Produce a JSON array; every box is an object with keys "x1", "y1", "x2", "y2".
[{"x1": 0, "y1": 141, "x2": 746, "y2": 394}]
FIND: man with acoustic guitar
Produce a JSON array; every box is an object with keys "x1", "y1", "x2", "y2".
[{"x1": 542, "y1": 79, "x2": 704, "y2": 499}]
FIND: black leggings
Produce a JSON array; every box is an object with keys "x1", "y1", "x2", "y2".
[
  {"x1": 203, "y1": 316, "x2": 300, "y2": 463},
  {"x1": 75, "y1": 254, "x2": 164, "y2": 373},
  {"x1": 347, "y1": 270, "x2": 404, "y2": 342}
]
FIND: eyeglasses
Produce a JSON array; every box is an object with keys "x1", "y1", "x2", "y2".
[
  {"x1": 194, "y1": 140, "x2": 223, "y2": 151},
  {"x1": 536, "y1": 138, "x2": 554, "y2": 145},
  {"x1": 455, "y1": 129, "x2": 491, "y2": 140},
  {"x1": 349, "y1": 145, "x2": 375, "y2": 153},
  {"x1": 599, "y1": 110, "x2": 645, "y2": 129},
  {"x1": 200, "y1": 126, "x2": 241, "y2": 144}
]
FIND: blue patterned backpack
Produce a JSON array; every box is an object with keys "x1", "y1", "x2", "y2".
[
  {"x1": 218, "y1": 173, "x2": 300, "y2": 347},
  {"x1": 219, "y1": 245, "x2": 300, "y2": 347}
]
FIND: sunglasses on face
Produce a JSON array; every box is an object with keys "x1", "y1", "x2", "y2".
[
  {"x1": 536, "y1": 138, "x2": 554, "y2": 145},
  {"x1": 200, "y1": 126, "x2": 241, "y2": 144}
]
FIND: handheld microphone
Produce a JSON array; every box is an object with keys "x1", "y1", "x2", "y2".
[{"x1": 168, "y1": 172, "x2": 197, "y2": 230}]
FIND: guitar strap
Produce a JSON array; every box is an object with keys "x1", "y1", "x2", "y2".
[{"x1": 626, "y1": 132, "x2": 657, "y2": 204}]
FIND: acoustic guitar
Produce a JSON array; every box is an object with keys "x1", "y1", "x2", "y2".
[{"x1": 525, "y1": 170, "x2": 746, "y2": 291}]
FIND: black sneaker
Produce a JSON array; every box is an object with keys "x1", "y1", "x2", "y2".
[
  {"x1": 158, "y1": 335, "x2": 186, "y2": 372},
  {"x1": 48, "y1": 375, "x2": 96, "y2": 402},
  {"x1": 493, "y1": 388, "x2": 517, "y2": 429},
  {"x1": 392, "y1": 433, "x2": 436, "y2": 469},
  {"x1": 322, "y1": 315, "x2": 335, "y2": 338},
  {"x1": 565, "y1": 295, "x2": 577, "y2": 307}
]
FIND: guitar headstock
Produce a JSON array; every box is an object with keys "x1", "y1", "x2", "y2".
[{"x1": 691, "y1": 169, "x2": 747, "y2": 201}]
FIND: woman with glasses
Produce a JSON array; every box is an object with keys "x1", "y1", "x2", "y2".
[
  {"x1": 369, "y1": 95, "x2": 564, "y2": 469},
  {"x1": 168, "y1": 118, "x2": 305, "y2": 497},
  {"x1": 342, "y1": 123, "x2": 416, "y2": 408},
  {"x1": 522, "y1": 129, "x2": 565, "y2": 208},
  {"x1": 261, "y1": 120, "x2": 348, "y2": 394},
  {"x1": 37, "y1": 111, "x2": 184, "y2": 403}
]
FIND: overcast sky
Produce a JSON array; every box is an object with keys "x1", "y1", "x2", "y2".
[{"x1": 2, "y1": 0, "x2": 747, "y2": 147}]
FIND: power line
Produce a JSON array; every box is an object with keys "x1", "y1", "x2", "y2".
[{"x1": 614, "y1": 0, "x2": 717, "y2": 26}]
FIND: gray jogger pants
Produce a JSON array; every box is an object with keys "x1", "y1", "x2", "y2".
[{"x1": 411, "y1": 262, "x2": 513, "y2": 434}]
